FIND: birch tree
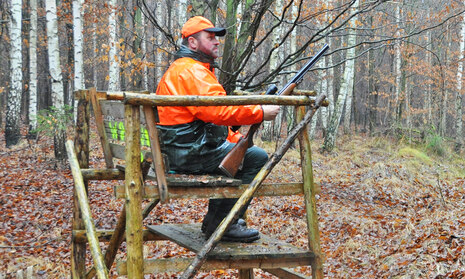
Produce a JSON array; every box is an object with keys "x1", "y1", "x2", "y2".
[
  {"x1": 262, "y1": 1, "x2": 284, "y2": 141},
  {"x1": 177, "y1": 0, "x2": 188, "y2": 45},
  {"x1": 322, "y1": 0, "x2": 360, "y2": 152},
  {"x1": 394, "y1": 2, "x2": 402, "y2": 122},
  {"x1": 426, "y1": 30, "x2": 433, "y2": 125},
  {"x1": 73, "y1": 0, "x2": 84, "y2": 121},
  {"x1": 132, "y1": 6, "x2": 143, "y2": 90},
  {"x1": 141, "y1": 14, "x2": 148, "y2": 90},
  {"x1": 154, "y1": 1, "x2": 165, "y2": 84},
  {"x1": 5, "y1": 0, "x2": 22, "y2": 147},
  {"x1": 108, "y1": 0, "x2": 120, "y2": 91},
  {"x1": 455, "y1": 13, "x2": 465, "y2": 148},
  {"x1": 342, "y1": 0, "x2": 359, "y2": 134},
  {"x1": 311, "y1": 1, "x2": 332, "y2": 137},
  {"x1": 46, "y1": 0, "x2": 66, "y2": 159},
  {"x1": 29, "y1": 0, "x2": 38, "y2": 133}
]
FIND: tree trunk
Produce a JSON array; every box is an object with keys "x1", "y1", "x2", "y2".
[
  {"x1": 394, "y1": 2, "x2": 402, "y2": 123},
  {"x1": 5, "y1": 0, "x2": 22, "y2": 147},
  {"x1": 368, "y1": 45, "x2": 376, "y2": 136},
  {"x1": 108, "y1": 0, "x2": 120, "y2": 91},
  {"x1": 456, "y1": 14, "x2": 465, "y2": 148},
  {"x1": 322, "y1": 0, "x2": 361, "y2": 152},
  {"x1": 262, "y1": 0, "x2": 284, "y2": 141},
  {"x1": 322, "y1": 61, "x2": 349, "y2": 152},
  {"x1": 46, "y1": 0, "x2": 66, "y2": 160},
  {"x1": 131, "y1": 5, "x2": 143, "y2": 90},
  {"x1": 141, "y1": 14, "x2": 148, "y2": 90},
  {"x1": 438, "y1": 23, "x2": 450, "y2": 137},
  {"x1": 426, "y1": 30, "x2": 433, "y2": 125},
  {"x1": 73, "y1": 0, "x2": 84, "y2": 123},
  {"x1": 322, "y1": 6, "x2": 334, "y2": 136},
  {"x1": 342, "y1": 0, "x2": 359, "y2": 134},
  {"x1": 155, "y1": 1, "x2": 165, "y2": 84},
  {"x1": 220, "y1": 0, "x2": 241, "y2": 95},
  {"x1": 29, "y1": 0, "x2": 38, "y2": 134}
]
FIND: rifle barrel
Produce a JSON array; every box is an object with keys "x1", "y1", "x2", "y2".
[{"x1": 277, "y1": 44, "x2": 329, "y2": 95}]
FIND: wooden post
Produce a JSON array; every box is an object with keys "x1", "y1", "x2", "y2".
[
  {"x1": 143, "y1": 105, "x2": 169, "y2": 203},
  {"x1": 124, "y1": 104, "x2": 144, "y2": 278},
  {"x1": 66, "y1": 140, "x2": 109, "y2": 279},
  {"x1": 72, "y1": 89, "x2": 90, "y2": 278},
  {"x1": 238, "y1": 269, "x2": 254, "y2": 279},
  {"x1": 297, "y1": 106, "x2": 324, "y2": 279},
  {"x1": 90, "y1": 88, "x2": 114, "y2": 168}
]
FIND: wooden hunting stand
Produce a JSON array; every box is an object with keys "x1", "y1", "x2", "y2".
[{"x1": 68, "y1": 88, "x2": 326, "y2": 278}]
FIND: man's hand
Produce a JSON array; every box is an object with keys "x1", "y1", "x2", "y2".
[{"x1": 262, "y1": 105, "x2": 280, "y2": 121}]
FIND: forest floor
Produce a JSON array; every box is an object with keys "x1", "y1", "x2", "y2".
[{"x1": 1, "y1": 124, "x2": 465, "y2": 278}]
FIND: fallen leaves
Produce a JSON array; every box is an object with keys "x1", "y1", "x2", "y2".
[{"x1": 2, "y1": 129, "x2": 465, "y2": 278}]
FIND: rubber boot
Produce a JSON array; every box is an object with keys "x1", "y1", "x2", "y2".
[{"x1": 201, "y1": 198, "x2": 259, "y2": 243}]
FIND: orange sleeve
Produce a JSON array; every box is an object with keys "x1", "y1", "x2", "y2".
[
  {"x1": 157, "y1": 58, "x2": 264, "y2": 125},
  {"x1": 181, "y1": 64, "x2": 264, "y2": 125}
]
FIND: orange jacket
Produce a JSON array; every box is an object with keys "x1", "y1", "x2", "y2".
[{"x1": 156, "y1": 57, "x2": 264, "y2": 137}]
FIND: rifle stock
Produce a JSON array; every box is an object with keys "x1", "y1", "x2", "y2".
[
  {"x1": 218, "y1": 44, "x2": 329, "y2": 178},
  {"x1": 218, "y1": 124, "x2": 259, "y2": 177}
]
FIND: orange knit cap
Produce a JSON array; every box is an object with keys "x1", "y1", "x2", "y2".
[{"x1": 181, "y1": 16, "x2": 226, "y2": 38}]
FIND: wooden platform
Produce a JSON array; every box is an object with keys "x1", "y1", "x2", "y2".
[
  {"x1": 148, "y1": 224, "x2": 314, "y2": 261},
  {"x1": 116, "y1": 224, "x2": 314, "y2": 276}
]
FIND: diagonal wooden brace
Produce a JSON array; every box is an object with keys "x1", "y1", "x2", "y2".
[
  {"x1": 181, "y1": 95, "x2": 326, "y2": 279},
  {"x1": 66, "y1": 140, "x2": 109, "y2": 279}
]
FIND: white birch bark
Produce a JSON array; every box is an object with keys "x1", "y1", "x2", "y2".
[
  {"x1": 320, "y1": 4, "x2": 334, "y2": 129},
  {"x1": 406, "y1": 74, "x2": 411, "y2": 141},
  {"x1": 286, "y1": 2, "x2": 297, "y2": 135},
  {"x1": 237, "y1": 1, "x2": 243, "y2": 32},
  {"x1": 262, "y1": 1, "x2": 283, "y2": 141},
  {"x1": 93, "y1": 21, "x2": 97, "y2": 86},
  {"x1": 426, "y1": 30, "x2": 432, "y2": 124},
  {"x1": 394, "y1": 3, "x2": 402, "y2": 121},
  {"x1": 178, "y1": 0, "x2": 188, "y2": 44},
  {"x1": 155, "y1": 1, "x2": 165, "y2": 84},
  {"x1": 46, "y1": 0, "x2": 64, "y2": 106},
  {"x1": 73, "y1": 0, "x2": 84, "y2": 122},
  {"x1": 326, "y1": 40, "x2": 335, "y2": 120},
  {"x1": 441, "y1": 24, "x2": 451, "y2": 137},
  {"x1": 108, "y1": 0, "x2": 120, "y2": 91},
  {"x1": 311, "y1": 1, "x2": 329, "y2": 137},
  {"x1": 455, "y1": 14, "x2": 465, "y2": 145},
  {"x1": 46, "y1": 0, "x2": 66, "y2": 159},
  {"x1": 322, "y1": 68, "x2": 349, "y2": 151},
  {"x1": 5, "y1": 0, "x2": 22, "y2": 146},
  {"x1": 29, "y1": 0, "x2": 38, "y2": 132},
  {"x1": 141, "y1": 14, "x2": 148, "y2": 90},
  {"x1": 323, "y1": 0, "x2": 360, "y2": 151},
  {"x1": 342, "y1": 0, "x2": 359, "y2": 134}
]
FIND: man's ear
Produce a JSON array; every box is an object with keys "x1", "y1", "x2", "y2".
[{"x1": 188, "y1": 36, "x2": 198, "y2": 50}]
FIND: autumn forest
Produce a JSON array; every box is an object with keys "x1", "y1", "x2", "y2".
[{"x1": 1, "y1": 0, "x2": 465, "y2": 278}]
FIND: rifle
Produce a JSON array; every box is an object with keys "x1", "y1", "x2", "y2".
[{"x1": 218, "y1": 44, "x2": 329, "y2": 178}]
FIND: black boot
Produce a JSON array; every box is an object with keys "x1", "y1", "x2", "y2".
[
  {"x1": 221, "y1": 223, "x2": 260, "y2": 243},
  {"x1": 202, "y1": 217, "x2": 246, "y2": 232},
  {"x1": 201, "y1": 198, "x2": 260, "y2": 243}
]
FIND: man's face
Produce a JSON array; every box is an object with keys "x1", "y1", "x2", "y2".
[{"x1": 190, "y1": 31, "x2": 220, "y2": 59}]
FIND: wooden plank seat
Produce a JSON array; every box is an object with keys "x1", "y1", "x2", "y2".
[{"x1": 91, "y1": 90, "x2": 245, "y2": 196}]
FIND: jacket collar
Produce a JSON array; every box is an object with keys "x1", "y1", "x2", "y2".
[{"x1": 174, "y1": 45, "x2": 218, "y2": 71}]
